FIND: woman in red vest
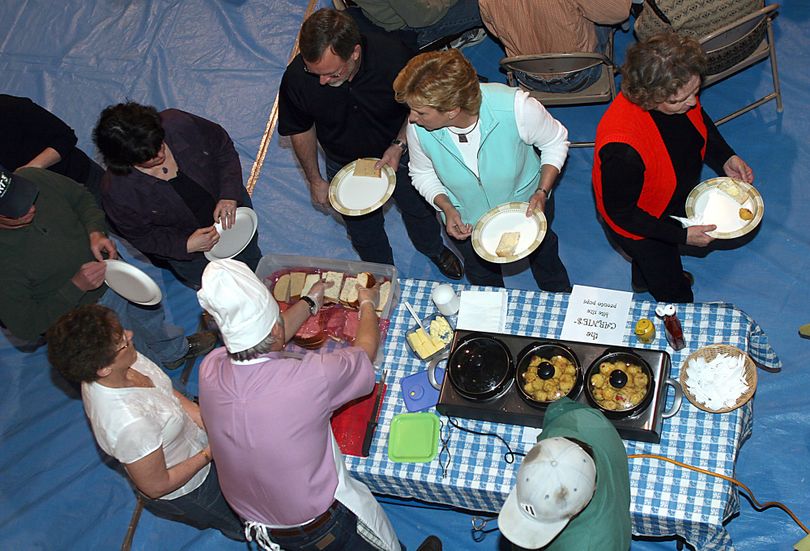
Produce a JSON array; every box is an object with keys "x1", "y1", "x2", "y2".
[{"x1": 592, "y1": 33, "x2": 754, "y2": 302}]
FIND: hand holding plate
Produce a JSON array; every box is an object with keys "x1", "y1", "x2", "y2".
[
  {"x1": 71, "y1": 260, "x2": 106, "y2": 291},
  {"x1": 686, "y1": 224, "x2": 717, "y2": 247},
  {"x1": 214, "y1": 199, "x2": 238, "y2": 230},
  {"x1": 377, "y1": 144, "x2": 402, "y2": 172},
  {"x1": 309, "y1": 177, "x2": 330, "y2": 209},
  {"x1": 443, "y1": 207, "x2": 472, "y2": 240},
  {"x1": 526, "y1": 189, "x2": 547, "y2": 216},
  {"x1": 187, "y1": 226, "x2": 221, "y2": 253}
]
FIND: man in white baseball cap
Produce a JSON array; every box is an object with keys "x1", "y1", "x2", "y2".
[{"x1": 499, "y1": 397, "x2": 631, "y2": 550}]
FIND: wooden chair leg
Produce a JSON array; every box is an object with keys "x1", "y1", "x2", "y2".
[{"x1": 121, "y1": 495, "x2": 145, "y2": 551}]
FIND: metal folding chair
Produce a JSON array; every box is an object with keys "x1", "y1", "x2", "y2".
[{"x1": 700, "y1": 3, "x2": 782, "y2": 125}]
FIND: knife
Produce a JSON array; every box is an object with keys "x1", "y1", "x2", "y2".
[{"x1": 361, "y1": 369, "x2": 387, "y2": 457}]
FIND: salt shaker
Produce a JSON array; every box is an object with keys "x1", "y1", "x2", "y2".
[{"x1": 655, "y1": 304, "x2": 686, "y2": 351}]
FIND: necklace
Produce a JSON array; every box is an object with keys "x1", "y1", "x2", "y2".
[{"x1": 447, "y1": 118, "x2": 479, "y2": 143}]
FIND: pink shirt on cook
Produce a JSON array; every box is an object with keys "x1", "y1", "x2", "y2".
[{"x1": 198, "y1": 346, "x2": 374, "y2": 526}]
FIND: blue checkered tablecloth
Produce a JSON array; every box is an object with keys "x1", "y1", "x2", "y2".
[{"x1": 345, "y1": 279, "x2": 781, "y2": 551}]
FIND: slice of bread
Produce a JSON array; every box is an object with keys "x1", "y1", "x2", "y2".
[
  {"x1": 376, "y1": 280, "x2": 391, "y2": 314},
  {"x1": 301, "y1": 273, "x2": 321, "y2": 297},
  {"x1": 356, "y1": 271, "x2": 376, "y2": 289},
  {"x1": 354, "y1": 158, "x2": 381, "y2": 178},
  {"x1": 496, "y1": 231, "x2": 520, "y2": 257},
  {"x1": 339, "y1": 276, "x2": 358, "y2": 306},
  {"x1": 289, "y1": 272, "x2": 306, "y2": 300},
  {"x1": 273, "y1": 273, "x2": 290, "y2": 302},
  {"x1": 322, "y1": 271, "x2": 343, "y2": 303}
]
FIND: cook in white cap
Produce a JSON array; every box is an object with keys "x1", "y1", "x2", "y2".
[{"x1": 195, "y1": 259, "x2": 406, "y2": 551}]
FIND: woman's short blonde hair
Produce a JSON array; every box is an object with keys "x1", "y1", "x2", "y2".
[
  {"x1": 393, "y1": 49, "x2": 482, "y2": 115},
  {"x1": 621, "y1": 32, "x2": 707, "y2": 110}
]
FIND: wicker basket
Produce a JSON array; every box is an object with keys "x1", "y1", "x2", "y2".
[{"x1": 680, "y1": 344, "x2": 757, "y2": 414}]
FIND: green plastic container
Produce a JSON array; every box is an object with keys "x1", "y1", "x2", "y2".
[{"x1": 387, "y1": 413, "x2": 440, "y2": 463}]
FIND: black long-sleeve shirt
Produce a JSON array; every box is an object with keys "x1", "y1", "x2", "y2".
[
  {"x1": 0, "y1": 94, "x2": 96, "y2": 183},
  {"x1": 599, "y1": 107, "x2": 735, "y2": 244}
]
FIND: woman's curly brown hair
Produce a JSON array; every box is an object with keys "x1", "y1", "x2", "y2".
[
  {"x1": 47, "y1": 305, "x2": 121, "y2": 383},
  {"x1": 393, "y1": 49, "x2": 482, "y2": 115},
  {"x1": 621, "y1": 32, "x2": 707, "y2": 110}
]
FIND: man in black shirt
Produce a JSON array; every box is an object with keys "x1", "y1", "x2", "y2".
[{"x1": 278, "y1": 8, "x2": 463, "y2": 279}]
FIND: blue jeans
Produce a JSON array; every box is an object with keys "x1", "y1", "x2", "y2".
[
  {"x1": 98, "y1": 289, "x2": 187, "y2": 366},
  {"x1": 515, "y1": 25, "x2": 613, "y2": 93},
  {"x1": 325, "y1": 155, "x2": 444, "y2": 266},
  {"x1": 407, "y1": 0, "x2": 483, "y2": 48},
  {"x1": 142, "y1": 463, "x2": 245, "y2": 541},
  {"x1": 264, "y1": 500, "x2": 377, "y2": 551}
]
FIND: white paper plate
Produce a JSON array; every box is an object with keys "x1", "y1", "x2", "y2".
[
  {"x1": 685, "y1": 178, "x2": 764, "y2": 239},
  {"x1": 205, "y1": 206, "x2": 258, "y2": 261},
  {"x1": 328, "y1": 158, "x2": 396, "y2": 216},
  {"x1": 471, "y1": 202, "x2": 547, "y2": 264},
  {"x1": 104, "y1": 260, "x2": 162, "y2": 306}
]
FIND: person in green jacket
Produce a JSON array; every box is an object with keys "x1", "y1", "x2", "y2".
[{"x1": 499, "y1": 398, "x2": 631, "y2": 550}]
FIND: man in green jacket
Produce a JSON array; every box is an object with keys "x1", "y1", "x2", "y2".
[
  {"x1": 0, "y1": 167, "x2": 214, "y2": 368},
  {"x1": 499, "y1": 398, "x2": 631, "y2": 550}
]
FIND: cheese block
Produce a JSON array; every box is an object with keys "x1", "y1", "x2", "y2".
[
  {"x1": 339, "y1": 276, "x2": 358, "y2": 306},
  {"x1": 407, "y1": 327, "x2": 446, "y2": 359},
  {"x1": 301, "y1": 273, "x2": 321, "y2": 298},
  {"x1": 496, "y1": 231, "x2": 521, "y2": 257},
  {"x1": 273, "y1": 273, "x2": 290, "y2": 302},
  {"x1": 353, "y1": 158, "x2": 381, "y2": 178},
  {"x1": 289, "y1": 272, "x2": 306, "y2": 300},
  {"x1": 322, "y1": 271, "x2": 343, "y2": 303},
  {"x1": 429, "y1": 315, "x2": 453, "y2": 345},
  {"x1": 376, "y1": 280, "x2": 391, "y2": 314}
]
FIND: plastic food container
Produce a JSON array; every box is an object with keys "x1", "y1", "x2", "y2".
[
  {"x1": 256, "y1": 254, "x2": 400, "y2": 365},
  {"x1": 405, "y1": 313, "x2": 455, "y2": 362}
]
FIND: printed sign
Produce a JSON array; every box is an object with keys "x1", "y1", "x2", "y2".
[{"x1": 560, "y1": 285, "x2": 632, "y2": 346}]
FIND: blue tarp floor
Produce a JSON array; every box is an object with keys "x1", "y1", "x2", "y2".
[{"x1": 1, "y1": 1, "x2": 808, "y2": 550}]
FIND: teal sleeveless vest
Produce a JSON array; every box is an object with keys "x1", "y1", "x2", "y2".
[{"x1": 413, "y1": 84, "x2": 542, "y2": 225}]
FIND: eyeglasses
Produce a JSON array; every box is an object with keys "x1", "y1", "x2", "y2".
[{"x1": 303, "y1": 58, "x2": 350, "y2": 80}]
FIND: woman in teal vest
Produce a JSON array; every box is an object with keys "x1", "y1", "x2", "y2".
[{"x1": 393, "y1": 49, "x2": 572, "y2": 291}]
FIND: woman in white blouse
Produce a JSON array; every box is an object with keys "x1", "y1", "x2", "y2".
[
  {"x1": 47, "y1": 304, "x2": 243, "y2": 540},
  {"x1": 393, "y1": 49, "x2": 572, "y2": 291}
]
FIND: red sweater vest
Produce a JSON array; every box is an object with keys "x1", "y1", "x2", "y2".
[{"x1": 592, "y1": 93, "x2": 707, "y2": 240}]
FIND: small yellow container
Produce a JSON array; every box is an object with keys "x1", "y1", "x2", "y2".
[{"x1": 634, "y1": 318, "x2": 656, "y2": 344}]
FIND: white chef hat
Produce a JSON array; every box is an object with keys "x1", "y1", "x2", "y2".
[
  {"x1": 498, "y1": 436, "x2": 596, "y2": 549},
  {"x1": 197, "y1": 259, "x2": 279, "y2": 353}
]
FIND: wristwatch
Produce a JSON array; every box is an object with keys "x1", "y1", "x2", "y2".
[
  {"x1": 301, "y1": 295, "x2": 318, "y2": 316},
  {"x1": 391, "y1": 138, "x2": 408, "y2": 153}
]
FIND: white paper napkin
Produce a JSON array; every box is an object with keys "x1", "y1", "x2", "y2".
[
  {"x1": 456, "y1": 290, "x2": 508, "y2": 333},
  {"x1": 670, "y1": 214, "x2": 704, "y2": 228}
]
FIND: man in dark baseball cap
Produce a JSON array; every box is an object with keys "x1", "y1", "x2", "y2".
[{"x1": 0, "y1": 168, "x2": 38, "y2": 219}]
